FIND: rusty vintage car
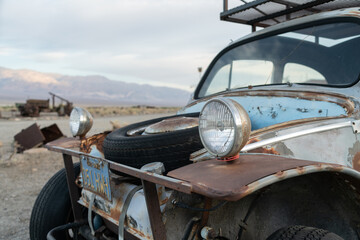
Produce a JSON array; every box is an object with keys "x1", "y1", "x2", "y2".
[{"x1": 30, "y1": 2, "x2": 360, "y2": 240}]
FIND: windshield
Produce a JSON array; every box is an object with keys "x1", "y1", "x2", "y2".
[{"x1": 198, "y1": 21, "x2": 360, "y2": 98}]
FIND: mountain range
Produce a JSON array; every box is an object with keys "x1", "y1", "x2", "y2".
[{"x1": 0, "y1": 67, "x2": 191, "y2": 106}]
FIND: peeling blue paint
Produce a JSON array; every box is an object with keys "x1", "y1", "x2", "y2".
[{"x1": 181, "y1": 96, "x2": 346, "y2": 130}]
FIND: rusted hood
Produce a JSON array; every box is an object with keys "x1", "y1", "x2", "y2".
[{"x1": 167, "y1": 154, "x2": 339, "y2": 201}]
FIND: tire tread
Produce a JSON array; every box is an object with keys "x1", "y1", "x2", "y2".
[
  {"x1": 267, "y1": 225, "x2": 344, "y2": 240},
  {"x1": 30, "y1": 163, "x2": 80, "y2": 240}
]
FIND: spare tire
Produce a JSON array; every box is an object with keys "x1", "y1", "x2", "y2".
[{"x1": 103, "y1": 112, "x2": 203, "y2": 172}]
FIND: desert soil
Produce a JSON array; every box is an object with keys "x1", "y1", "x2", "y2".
[{"x1": 0, "y1": 113, "x2": 171, "y2": 240}]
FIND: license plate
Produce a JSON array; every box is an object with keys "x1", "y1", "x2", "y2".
[{"x1": 80, "y1": 155, "x2": 112, "y2": 201}]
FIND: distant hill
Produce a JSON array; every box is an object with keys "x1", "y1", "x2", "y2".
[{"x1": 0, "y1": 67, "x2": 191, "y2": 106}]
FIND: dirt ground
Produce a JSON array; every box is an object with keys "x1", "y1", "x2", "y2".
[{"x1": 0, "y1": 113, "x2": 171, "y2": 240}]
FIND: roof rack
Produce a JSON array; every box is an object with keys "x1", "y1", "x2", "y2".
[{"x1": 221, "y1": 0, "x2": 360, "y2": 31}]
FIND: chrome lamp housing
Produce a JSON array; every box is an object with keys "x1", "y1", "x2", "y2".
[
  {"x1": 69, "y1": 107, "x2": 93, "y2": 137},
  {"x1": 199, "y1": 98, "x2": 251, "y2": 158}
]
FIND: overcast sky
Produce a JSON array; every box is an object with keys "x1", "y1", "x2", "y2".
[{"x1": 0, "y1": 0, "x2": 250, "y2": 91}]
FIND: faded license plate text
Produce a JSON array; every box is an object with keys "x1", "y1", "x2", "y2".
[{"x1": 81, "y1": 155, "x2": 111, "y2": 201}]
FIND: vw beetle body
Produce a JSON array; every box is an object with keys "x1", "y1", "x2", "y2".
[{"x1": 34, "y1": 7, "x2": 360, "y2": 240}]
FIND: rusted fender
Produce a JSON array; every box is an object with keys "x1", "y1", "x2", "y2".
[{"x1": 167, "y1": 154, "x2": 360, "y2": 201}]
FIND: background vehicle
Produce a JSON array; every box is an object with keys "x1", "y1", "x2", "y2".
[
  {"x1": 30, "y1": 1, "x2": 360, "y2": 239},
  {"x1": 16, "y1": 92, "x2": 73, "y2": 117}
]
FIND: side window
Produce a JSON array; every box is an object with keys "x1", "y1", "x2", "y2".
[
  {"x1": 283, "y1": 63, "x2": 326, "y2": 84},
  {"x1": 203, "y1": 64, "x2": 230, "y2": 96},
  {"x1": 231, "y1": 60, "x2": 273, "y2": 88}
]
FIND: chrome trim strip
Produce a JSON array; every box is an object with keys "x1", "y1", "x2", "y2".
[{"x1": 242, "y1": 120, "x2": 356, "y2": 152}]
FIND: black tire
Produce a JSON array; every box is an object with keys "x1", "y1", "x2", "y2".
[
  {"x1": 267, "y1": 225, "x2": 344, "y2": 240},
  {"x1": 103, "y1": 112, "x2": 203, "y2": 172},
  {"x1": 30, "y1": 163, "x2": 80, "y2": 240}
]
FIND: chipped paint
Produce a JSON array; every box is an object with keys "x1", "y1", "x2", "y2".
[
  {"x1": 183, "y1": 90, "x2": 354, "y2": 115},
  {"x1": 248, "y1": 146, "x2": 280, "y2": 155},
  {"x1": 181, "y1": 92, "x2": 353, "y2": 130},
  {"x1": 342, "y1": 10, "x2": 360, "y2": 17},
  {"x1": 347, "y1": 141, "x2": 360, "y2": 169},
  {"x1": 353, "y1": 152, "x2": 360, "y2": 172}
]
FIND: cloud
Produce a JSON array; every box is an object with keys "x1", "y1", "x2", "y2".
[
  {"x1": 0, "y1": 47, "x2": 19, "y2": 56},
  {"x1": 0, "y1": 0, "x2": 250, "y2": 90}
]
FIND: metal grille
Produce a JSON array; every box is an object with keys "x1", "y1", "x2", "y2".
[{"x1": 221, "y1": 0, "x2": 360, "y2": 28}]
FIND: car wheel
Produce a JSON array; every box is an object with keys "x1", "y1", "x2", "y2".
[
  {"x1": 267, "y1": 225, "x2": 344, "y2": 240},
  {"x1": 103, "y1": 112, "x2": 203, "y2": 173},
  {"x1": 30, "y1": 163, "x2": 80, "y2": 240}
]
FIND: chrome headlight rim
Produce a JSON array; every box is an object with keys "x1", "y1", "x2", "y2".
[
  {"x1": 69, "y1": 107, "x2": 93, "y2": 137},
  {"x1": 199, "y1": 98, "x2": 251, "y2": 158}
]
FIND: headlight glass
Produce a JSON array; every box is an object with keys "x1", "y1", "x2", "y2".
[
  {"x1": 199, "y1": 98, "x2": 251, "y2": 158},
  {"x1": 69, "y1": 108, "x2": 81, "y2": 135},
  {"x1": 199, "y1": 101, "x2": 235, "y2": 156},
  {"x1": 69, "y1": 107, "x2": 93, "y2": 137}
]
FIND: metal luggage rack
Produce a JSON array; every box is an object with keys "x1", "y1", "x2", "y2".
[{"x1": 221, "y1": 0, "x2": 360, "y2": 31}]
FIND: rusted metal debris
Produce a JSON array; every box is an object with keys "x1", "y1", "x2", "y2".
[
  {"x1": 14, "y1": 123, "x2": 64, "y2": 152},
  {"x1": 16, "y1": 99, "x2": 50, "y2": 117},
  {"x1": 49, "y1": 92, "x2": 73, "y2": 116}
]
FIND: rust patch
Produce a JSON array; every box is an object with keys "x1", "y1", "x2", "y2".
[
  {"x1": 328, "y1": 163, "x2": 344, "y2": 171},
  {"x1": 353, "y1": 152, "x2": 360, "y2": 172},
  {"x1": 247, "y1": 138, "x2": 260, "y2": 144},
  {"x1": 200, "y1": 198, "x2": 212, "y2": 228},
  {"x1": 128, "y1": 227, "x2": 151, "y2": 240},
  {"x1": 157, "y1": 185, "x2": 163, "y2": 199},
  {"x1": 80, "y1": 131, "x2": 110, "y2": 154},
  {"x1": 296, "y1": 166, "x2": 305, "y2": 175},
  {"x1": 342, "y1": 11, "x2": 360, "y2": 17},
  {"x1": 275, "y1": 171, "x2": 287, "y2": 179},
  {"x1": 314, "y1": 163, "x2": 323, "y2": 170},
  {"x1": 111, "y1": 197, "x2": 123, "y2": 222},
  {"x1": 81, "y1": 200, "x2": 111, "y2": 222},
  {"x1": 234, "y1": 185, "x2": 252, "y2": 201},
  {"x1": 156, "y1": 186, "x2": 169, "y2": 205},
  {"x1": 160, "y1": 197, "x2": 169, "y2": 206},
  {"x1": 246, "y1": 138, "x2": 280, "y2": 155},
  {"x1": 248, "y1": 147, "x2": 280, "y2": 155}
]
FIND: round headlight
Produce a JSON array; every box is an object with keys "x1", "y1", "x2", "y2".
[
  {"x1": 199, "y1": 98, "x2": 251, "y2": 158},
  {"x1": 69, "y1": 107, "x2": 93, "y2": 137}
]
